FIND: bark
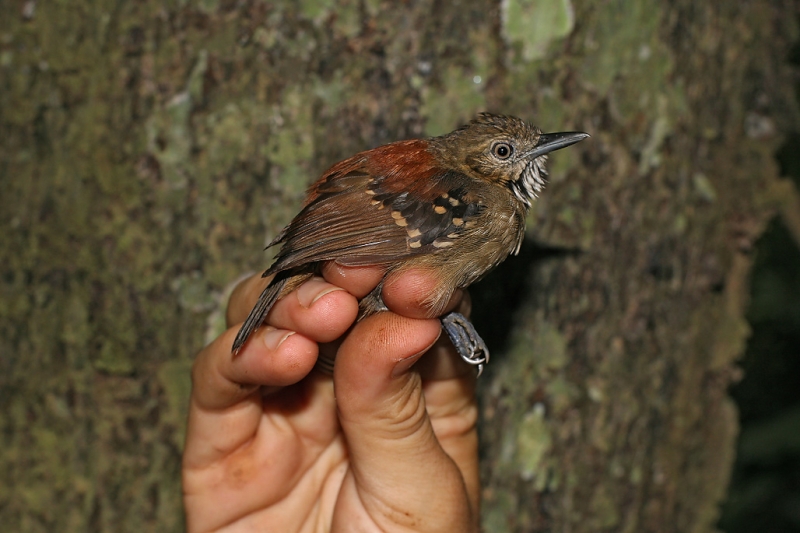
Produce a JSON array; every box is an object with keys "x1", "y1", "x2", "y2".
[{"x1": 0, "y1": 1, "x2": 796, "y2": 532}]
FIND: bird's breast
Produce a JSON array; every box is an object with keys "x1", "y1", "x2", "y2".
[{"x1": 421, "y1": 198, "x2": 524, "y2": 286}]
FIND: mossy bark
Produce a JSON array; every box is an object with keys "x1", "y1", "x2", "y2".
[{"x1": 1, "y1": 1, "x2": 796, "y2": 532}]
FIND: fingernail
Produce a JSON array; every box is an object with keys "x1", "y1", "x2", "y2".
[
  {"x1": 261, "y1": 327, "x2": 295, "y2": 350},
  {"x1": 391, "y1": 350, "x2": 427, "y2": 378},
  {"x1": 296, "y1": 276, "x2": 345, "y2": 308}
]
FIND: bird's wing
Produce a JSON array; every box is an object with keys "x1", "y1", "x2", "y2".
[{"x1": 263, "y1": 141, "x2": 486, "y2": 276}]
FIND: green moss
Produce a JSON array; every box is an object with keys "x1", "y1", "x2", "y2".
[
  {"x1": 638, "y1": 98, "x2": 672, "y2": 173},
  {"x1": 521, "y1": 316, "x2": 581, "y2": 413},
  {"x1": 94, "y1": 340, "x2": 135, "y2": 375},
  {"x1": 516, "y1": 404, "x2": 553, "y2": 488},
  {"x1": 313, "y1": 73, "x2": 350, "y2": 109},
  {"x1": 693, "y1": 172, "x2": 718, "y2": 203},
  {"x1": 502, "y1": 0, "x2": 575, "y2": 61},
  {"x1": 298, "y1": 0, "x2": 332, "y2": 23},
  {"x1": 331, "y1": 0, "x2": 362, "y2": 38},
  {"x1": 266, "y1": 88, "x2": 316, "y2": 196},
  {"x1": 589, "y1": 484, "x2": 621, "y2": 529},
  {"x1": 197, "y1": 0, "x2": 218, "y2": 13},
  {"x1": 173, "y1": 272, "x2": 215, "y2": 313},
  {"x1": 578, "y1": 0, "x2": 657, "y2": 93},
  {"x1": 157, "y1": 360, "x2": 193, "y2": 449},
  {"x1": 146, "y1": 93, "x2": 192, "y2": 187},
  {"x1": 422, "y1": 65, "x2": 487, "y2": 137},
  {"x1": 482, "y1": 489, "x2": 518, "y2": 533},
  {"x1": 253, "y1": 26, "x2": 277, "y2": 48},
  {"x1": 203, "y1": 103, "x2": 257, "y2": 176},
  {"x1": 187, "y1": 50, "x2": 208, "y2": 103},
  {"x1": 60, "y1": 293, "x2": 90, "y2": 351},
  {"x1": 419, "y1": 24, "x2": 494, "y2": 136}
]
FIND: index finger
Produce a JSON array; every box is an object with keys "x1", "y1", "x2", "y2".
[
  {"x1": 183, "y1": 320, "x2": 320, "y2": 473},
  {"x1": 190, "y1": 322, "x2": 318, "y2": 412},
  {"x1": 226, "y1": 265, "x2": 386, "y2": 328}
]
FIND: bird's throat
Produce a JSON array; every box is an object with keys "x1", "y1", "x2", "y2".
[{"x1": 511, "y1": 156, "x2": 548, "y2": 207}]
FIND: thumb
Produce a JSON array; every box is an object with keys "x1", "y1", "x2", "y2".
[{"x1": 333, "y1": 312, "x2": 476, "y2": 532}]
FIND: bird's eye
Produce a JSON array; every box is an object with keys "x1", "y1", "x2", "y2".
[{"x1": 492, "y1": 142, "x2": 513, "y2": 160}]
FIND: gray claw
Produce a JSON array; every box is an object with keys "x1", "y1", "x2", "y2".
[{"x1": 441, "y1": 312, "x2": 490, "y2": 377}]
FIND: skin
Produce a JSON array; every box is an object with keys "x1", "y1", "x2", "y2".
[{"x1": 182, "y1": 264, "x2": 480, "y2": 532}]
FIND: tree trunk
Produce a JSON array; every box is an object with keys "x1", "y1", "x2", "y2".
[{"x1": 1, "y1": 1, "x2": 796, "y2": 532}]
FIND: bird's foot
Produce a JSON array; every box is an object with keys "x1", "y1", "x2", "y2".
[{"x1": 441, "y1": 312, "x2": 490, "y2": 377}]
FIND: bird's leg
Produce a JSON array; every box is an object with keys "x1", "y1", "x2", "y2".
[{"x1": 441, "y1": 312, "x2": 490, "y2": 377}]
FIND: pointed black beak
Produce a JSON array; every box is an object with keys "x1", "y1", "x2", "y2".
[{"x1": 527, "y1": 131, "x2": 590, "y2": 159}]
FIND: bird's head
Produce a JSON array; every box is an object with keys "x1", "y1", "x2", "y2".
[{"x1": 432, "y1": 113, "x2": 588, "y2": 207}]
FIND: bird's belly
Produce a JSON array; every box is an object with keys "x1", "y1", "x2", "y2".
[{"x1": 431, "y1": 211, "x2": 524, "y2": 287}]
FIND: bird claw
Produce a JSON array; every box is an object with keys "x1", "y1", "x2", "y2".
[{"x1": 441, "y1": 312, "x2": 490, "y2": 377}]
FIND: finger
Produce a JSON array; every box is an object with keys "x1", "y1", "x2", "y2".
[
  {"x1": 190, "y1": 322, "x2": 319, "y2": 413},
  {"x1": 417, "y1": 338, "x2": 480, "y2": 513},
  {"x1": 228, "y1": 267, "x2": 458, "y2": 328},
  {"x1": 184, "y1": 323, "x2": 340, "y2": 532},
  {"x1": 227, "y1": 272, "x2": 360, "y2": 345},
  {"x1": 227, "y1": 263, "x2": 381, "y2": 327},
  {"x1": 333, "y1": 312, "x2": 478, "y2": 531},
  {"x1": 382, "y1": 269, "x2": 464, "y2": 319},
  {"x1": 265, "y1": 276, "x2": 359, "y2": 343},
  {"x1": 322, "y1": 264, "x2": 465, "y2": 319},
  {"x1": 184, "y1": 323, "x2": 319, "y2": 469},
  {"x1": 395, "y1": 291, "x2": 480, "y2": 513},
  {"x1": 321, "y1": 262, "x2": 385, "y2": 298},
  {"x1": 381, "y1": 275, "x2": 476, "y2": 382},
  {"x1": 415, "y1": 290, "x2": 480, "y2": 510}
]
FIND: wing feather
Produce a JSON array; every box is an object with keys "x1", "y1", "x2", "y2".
[{"x1": 263, "y1": 143, "x2": 486, "y2": 276}]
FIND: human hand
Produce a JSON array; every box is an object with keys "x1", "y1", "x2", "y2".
[{"x1": 182, "y1": 264, "x2": 480, "y2": 532}]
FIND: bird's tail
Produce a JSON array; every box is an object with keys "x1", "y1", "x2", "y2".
[{"x1": 231, "y1": 271, "x2": 311, "y2": 354}]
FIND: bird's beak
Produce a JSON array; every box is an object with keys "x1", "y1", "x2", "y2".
[{"x1": 527, "y1": 131, "x2": 590, "y2": 159}]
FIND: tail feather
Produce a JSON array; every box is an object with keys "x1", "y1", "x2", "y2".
[{"x1": 231, "y1": 276, "x2": 288, "y2": 354}]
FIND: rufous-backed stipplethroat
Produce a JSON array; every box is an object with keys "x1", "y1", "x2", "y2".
[{"x1": 233, "y1": 113, "x2": 588, "y2": 375}]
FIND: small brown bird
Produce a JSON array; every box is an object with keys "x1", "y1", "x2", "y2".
[{"x1": 233, "y1": 113, "x2": 588, "y2": 374}]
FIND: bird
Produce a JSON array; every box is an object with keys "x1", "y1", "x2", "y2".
[{"x1": 233, "y1": 113, "x2": 588, "y2": 375}]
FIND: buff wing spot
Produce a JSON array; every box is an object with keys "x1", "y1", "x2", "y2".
[{"x1": 368, "y1": 177, "x2": 484, "y2": 253}]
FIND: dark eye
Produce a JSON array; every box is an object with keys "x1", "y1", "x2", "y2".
[{"x1": 492, "y1": 142, "x2": 513, "y2": 160}]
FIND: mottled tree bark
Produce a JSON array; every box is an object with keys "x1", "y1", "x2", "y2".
[{"x1": 1, "y1": 1, "x2": 796, "y2": 532}]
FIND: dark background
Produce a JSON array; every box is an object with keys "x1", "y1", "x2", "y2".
[
  {"x1": 719, "y1": 141, "x2": 800, "y2": 531},
  {"x1": 717, "y1": 41, "x2": 800, "y2": 533}
]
